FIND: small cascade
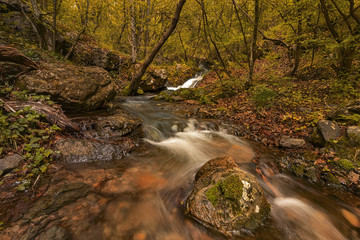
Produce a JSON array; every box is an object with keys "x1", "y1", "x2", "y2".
[{"x1": 167, "y1": 66, "x2": 208, "y2": 91}]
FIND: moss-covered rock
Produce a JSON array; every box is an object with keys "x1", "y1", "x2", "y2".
[
  {"x1": 17, "y1": 62, "x2": 117, "y2": 112},
  {"x1": 186, "y1": 156, "x2": 270, "y2": 237}
]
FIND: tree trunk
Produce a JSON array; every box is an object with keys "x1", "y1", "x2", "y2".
[
  {"x1": 130, "y1": 0, "x2": 138, "y2": 64},
  {"x1": 246, "y1": 0, "x2": 260, "y2": 89},
  {"x1": 64, "y1": 0, "x2": 89, "y2": 60},
  {"x1": 52, "y1": 0, "x2": 57, "y2": 52},
  {"x1": 290, "y1": 0, "x2": 302, "y2": 76},
  {"x1": 128, "y1": 0, "x2": 187, "y2": 95},
  {"x1": 0, "y1": 46, "x2": 39, "y2": 69}
]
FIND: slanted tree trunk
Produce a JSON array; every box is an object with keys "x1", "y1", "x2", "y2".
[
  {"x1": 0, "y1": 46, "x2": 39, "y2": 69},
  {"x1": 64, "y1": 0, "x2": 89, "y2": 60},
  {"x1": 128, "y1": 0, "x2": 187, "y2": 95}
]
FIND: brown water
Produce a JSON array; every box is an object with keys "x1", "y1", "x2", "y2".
[{"x1": 102, "y1": 96, "x2": 359, "y2": 240}]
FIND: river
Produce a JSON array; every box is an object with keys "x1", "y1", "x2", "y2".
[
  {"x1": 112, "y1": 96, "x2": 359, "y2": 240},
  {"x1": 2, "y1": 96, "x2": 359, "y2": 240}
]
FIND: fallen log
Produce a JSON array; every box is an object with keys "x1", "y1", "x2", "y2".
[
  {"x1": 0, "y1": 99, "x2": 80, "y2": 131},
  {"x1": 0, "y1": 45, "x2": 39, "y2": 70}
]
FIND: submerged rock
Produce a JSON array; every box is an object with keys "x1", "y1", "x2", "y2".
[
  {"x1": 17, "y1": 62, "x2": 117, "y2": 112},
  {"x1": 185, "y1": 156, "x2": 270, "y2": 237},
  {"x1": 54, "y1": 138, "x2": 134, "y2": 163}
]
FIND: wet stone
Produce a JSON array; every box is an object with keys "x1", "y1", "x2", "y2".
[
  {"x1": 24, "y1": 182, "x2": 90, "y2": 220},
  {"x1": 54, "y1": 138, "x2": 134, "y2": 163}
]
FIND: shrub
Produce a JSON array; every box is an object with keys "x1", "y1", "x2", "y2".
[{"x1": 251, "y1": 84, "x2": 277, "y2": 108}]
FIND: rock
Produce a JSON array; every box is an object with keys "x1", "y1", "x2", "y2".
[
  {"x1": 24, "y1": 182, "x2": 90, "y2": 220},
  {"x1": 317, "y1": 120, "x2": 340, "y2": 142},
  {"x1": 139, "y1": 68, "x2": 168, "y2": 92},
  {"x1": 347, "y1": 126, "x2": 360, "y2": 146},
  {"x1": 279, "y1": 136, "x2": 306, "y2": 148},
  {"x1": 0, "y1": 154, "x2": 22, "y2": 172},
  {"x1": 54, "y1": 138, "x2": 134, "y2": 163},
  {"x1": 0, "y1": 0, "x2": 30, "y2": 13},
  {"x1": 96, "y1": 111, "x2": 143, "y2": 139},
  {"x1": 346, "y1": 99, "x2": 360, "y2": 114},
  {"x1": 17, "y1": 62, "x2": 117, "y2": 112},
  {"x1": 186, "y1": 156, "x2": 270, "y2": 237}
]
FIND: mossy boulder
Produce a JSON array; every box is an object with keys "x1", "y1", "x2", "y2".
[
  {"x1": 185, "y1": 156, "x2": 270, "y2": 237},
  {"x1": 17, "y1": 62, "x2": 117, "y2": 112}
]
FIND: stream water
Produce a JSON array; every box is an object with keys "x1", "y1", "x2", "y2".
[{"x1": 109, "y1": 96, "x2": 359, "y2": 240}]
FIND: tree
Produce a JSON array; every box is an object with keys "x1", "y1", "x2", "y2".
[
  {"x1": 64, "y1": 0, "x2": 90, "y2": 60},
  {"x1": 128, "y1": 0, "x2": 187, "y2": 95},
  {"x1": 319, "y1": 0, "x2": 360, "y2": 75}
]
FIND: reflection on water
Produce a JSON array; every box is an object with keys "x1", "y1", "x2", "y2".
[{"x1": 95, "y1": 97, "x2": 360, "y2": 240}]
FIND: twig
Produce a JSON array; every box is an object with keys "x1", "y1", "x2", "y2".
[
  {"x1": 31, "y1": 174, "x2": 40, "y2": 193},
  {"x1": 0, "y1": 98, "x2": 16, "y2": 113}
]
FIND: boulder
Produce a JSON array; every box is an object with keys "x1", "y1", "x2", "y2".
[
  {"x1": 139, "y1": 69, "x2": 168, "y2": 92},
  {"x1": 0, "y1": 154, "x2": 22, "y2": 172},
  {"x1": 317, "y1": 120, "x2": 340, "y2": 142},
  {"x1": 280, "y1": 136, "x2": 306, "y2": 148},
  {"x1": 347, "y1": 126, "x2": 360, "y2": 146},
  {"x1": 54, "y1": 138, "x2": 134, "y2": 163},
  {"x1": 185, "y1": 156, "x2": 270, "y2": 237},
  {"x1": 17, "y1": 62, "x2": 117, "y2": 112},
  {"x1": 96, "y1": 110, "x2": 143, "y2": 139}
]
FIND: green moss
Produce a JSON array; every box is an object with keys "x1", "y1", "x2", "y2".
[
  {"x1": 291, "y1": 164, "x2": 306, "y2": 177},
  {"x1": 205, "y1": 174, "x2": 243, "y2": 207},
  {"x1": 205, "y1": 185, "x2": 221, "y2": 206},
  {"x1": 336, "y1": 159, "x2": 355, "y2": 171},
  {"x1": 137, "y1": 88, "x2": 144, "y2": 95},
  {"x1": 326, "y1": 173, "x2": 340, "y2": 185},
  {"x1": 220, "y1": 175, "x2": 243, "y2": 200}
]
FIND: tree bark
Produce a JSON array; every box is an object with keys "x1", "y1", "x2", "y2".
[
  {"x1": 246, "y1": 0, "x2": 260, "y2": 89},
  {"x1": 0, "y1": 46, "x2": 39, "y2": 70},
  {"x1": 52, "y1": 0, "x2": 57, "y2": 52},
  {"x1": 128, "y1": 0, "x2": 187, "y2": 95},
  {"x1": 290, "y1": 0, "x2": 302, "y2": 76},
  {"x1": 130, "y1": 0, "x2": 138, "y2": 64}
]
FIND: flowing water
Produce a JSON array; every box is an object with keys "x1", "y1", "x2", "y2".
[
  {"x1": 103, "y1": 96, "x2": 359, "y2": 240},
  {"x1": 167, "y1": 68, "x2": 208, "y2": 91}
]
